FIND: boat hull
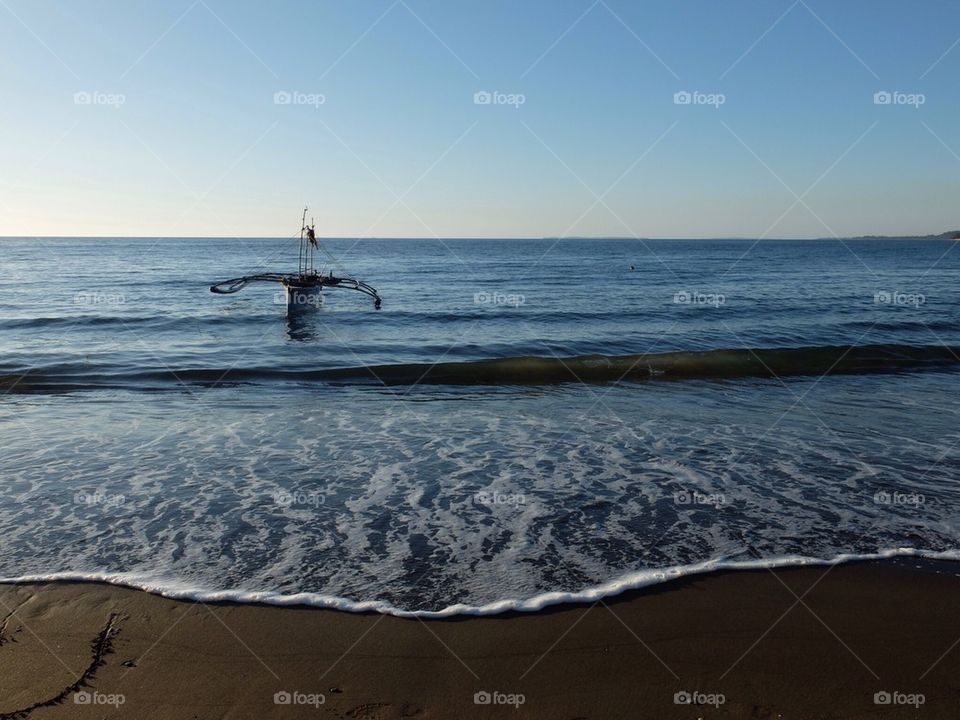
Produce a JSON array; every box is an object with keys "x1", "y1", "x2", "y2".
[{"x1": 284, "y1": 282, "x2": 323, "y2": 312}]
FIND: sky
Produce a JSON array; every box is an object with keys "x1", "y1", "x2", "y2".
[{"x1": 1, "y1": 0, "x2": 959, "y2": 238}]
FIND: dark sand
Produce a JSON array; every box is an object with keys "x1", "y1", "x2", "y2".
[{"x1": 1, "y1": 560, "x2": 959, "y2": 719}]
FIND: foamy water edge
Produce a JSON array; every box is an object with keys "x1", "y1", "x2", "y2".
[{"x1": 3, "y1": 548, "x2": 958, "y2": 619}]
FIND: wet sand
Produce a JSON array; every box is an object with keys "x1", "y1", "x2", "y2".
[{"x1": 1, "y1": 560, "x2": 959, "y2": 718}]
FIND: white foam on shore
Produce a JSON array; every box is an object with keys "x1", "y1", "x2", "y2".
[{"x1": 3, "y1": 548, "x2": 959, "y2": 619}]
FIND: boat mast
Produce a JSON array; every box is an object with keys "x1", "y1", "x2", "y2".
[{"x1": 298, "y1": 206, "x2": 307, "y2": 276}]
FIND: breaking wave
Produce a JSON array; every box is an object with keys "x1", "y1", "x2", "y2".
[
  {"x1": 2, "y1": 344, "x2": 958, "y2": 393},
  {"x1": 2, "y1": 549, "x2": 959, "y2": 617}
]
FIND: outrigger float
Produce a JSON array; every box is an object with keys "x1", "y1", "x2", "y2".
[{"x1": 210, "y1": 208, "x2": 382, "y2": 311}]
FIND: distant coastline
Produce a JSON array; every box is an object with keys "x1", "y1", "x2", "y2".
[
  {"x1": 544, "y1": 230, "x2": 960, "y2": 241},
  {"x1": 840, "y1": 229, "x2": 960, "y2": 240}
]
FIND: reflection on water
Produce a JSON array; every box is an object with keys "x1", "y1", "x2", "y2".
[{"x1": 286, "y1": 308, "x2": 321, "y2": 342}]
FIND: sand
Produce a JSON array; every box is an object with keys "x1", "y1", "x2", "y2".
[{"x1": 1, "y1": 559, "x2": 959, "y2": 719}]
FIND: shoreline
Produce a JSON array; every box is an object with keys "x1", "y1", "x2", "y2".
[
  {"x1": 2, "y1": 549, "x2": 959, "y2": 619},
  {"x1": 1, "y1": 559, "x2": 959, "y2": 718}
]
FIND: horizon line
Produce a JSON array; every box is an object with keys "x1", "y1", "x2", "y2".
[{"x1": 1, "y1": 233, "x2": 957, "y2": 241}]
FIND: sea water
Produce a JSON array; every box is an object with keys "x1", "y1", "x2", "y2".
[{"x1": 1, "y1": 237, "x2": 958, "y2": 614}]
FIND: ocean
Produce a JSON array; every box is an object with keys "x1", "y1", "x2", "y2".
[{"x1": 1, "y1": 236, "x2": 959, "y2": 616}]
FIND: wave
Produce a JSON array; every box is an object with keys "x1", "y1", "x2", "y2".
[
  {"x1": 310, "y1": 343, "x2": 960, "y2": 384},
  {"x1": 843, "y1": 319, "x2": 960, "y2": 332},
  {"x1": 0, "y1": 314, "x2": 275, "y2": 330},
  {"x1": 0, "y1": 309, "x2": 672, "y2": 330},
  {"x1": 1, "y1": 343, "x2": 958, "y2": 393},
  {"x1": 2, "y1": 549, "x2": 957, "y2": 618}
]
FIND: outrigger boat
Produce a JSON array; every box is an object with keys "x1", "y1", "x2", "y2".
[{"x1": 210, "y1": 208, "x2": 382, "y2": 311}]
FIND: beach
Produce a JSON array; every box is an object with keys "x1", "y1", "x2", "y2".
[
  {"x1": 2, "y1": 560, "x2": 958, "y2": 719},
  {"x1": 6, "y1": 0, "x2": 960, "y2": 715}
]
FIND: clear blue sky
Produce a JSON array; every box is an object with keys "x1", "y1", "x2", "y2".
[{"x1": 2, "y1": 0, "x2": 958, "y2": 238}]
